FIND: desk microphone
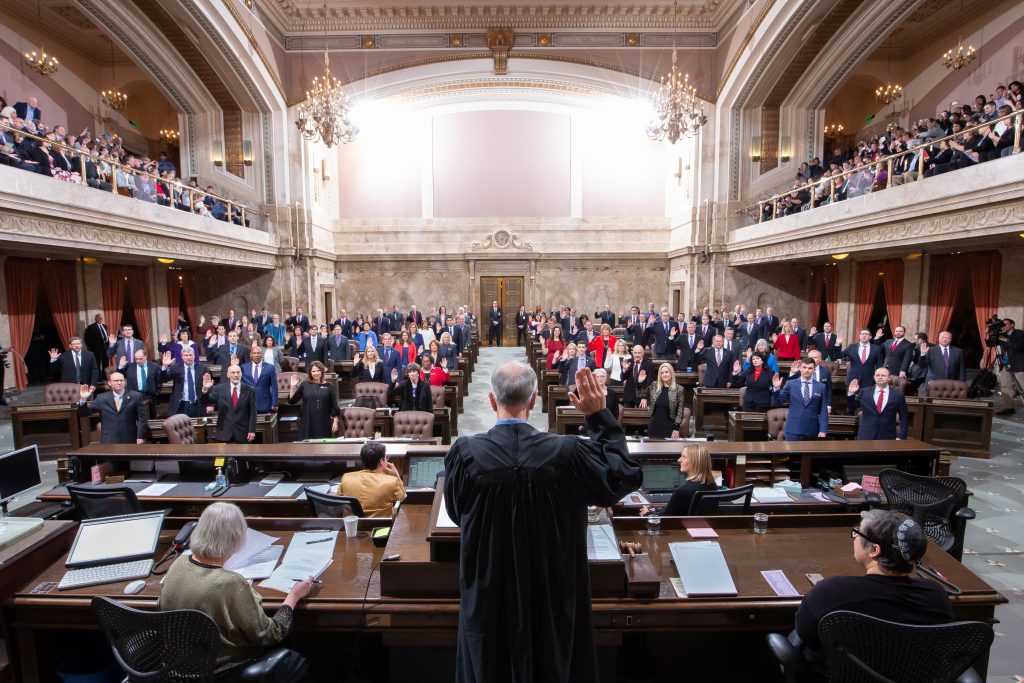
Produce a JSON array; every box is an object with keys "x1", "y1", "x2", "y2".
[{"x1": 382, "y1": 554, "x2": 400, "y2": 561}]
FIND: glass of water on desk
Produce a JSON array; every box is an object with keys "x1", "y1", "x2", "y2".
[
  {"x1": 645, "y1": 514, "x2": 661, "y2": 536},
  {"x1": 753, "y1": 512, "x2": 769, "y2": 534}
]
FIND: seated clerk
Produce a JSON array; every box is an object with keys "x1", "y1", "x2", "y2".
[
  {"x1": 730, "y1": 353, "x2": 774, "y2": 412},
  {"x1": 639, "y1": 444, "x2": 717, "y2": 517},
  {"x1": 791, "y1": 510, "x2": 952, "y2": 678},
  {"x1": 337, "y1": 441, "x2": 407, "y2": 518},
  {"x1": 387, "y1": 362, "x2": 434, "y2": 412},
  {"x1": 160, "y1": 503, "x2": 312, "y2": 679}
]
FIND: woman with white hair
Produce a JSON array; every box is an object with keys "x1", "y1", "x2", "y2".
[{"x1": 159, "y1": 503, "x2": 313, "y2": 678}]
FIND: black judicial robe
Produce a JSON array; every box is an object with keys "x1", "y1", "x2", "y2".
[{"x1": 444, "y1": 409, "x2": 642, "y2": 683}]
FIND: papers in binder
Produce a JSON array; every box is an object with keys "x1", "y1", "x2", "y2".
[
  {"x1": 669, "y1": 541, "x2": 738, "y2": 596},
  {"x1": 224, "y1": 528, "x2": 280, "y2": 579},
  {"x1": 586, "y1": 523, "x2": 620, "y2": 561},
  {"x1": 436, "y1": 494, "x2": 457, "y2": 528},
  {"x1": 752, "y1": 487, "x2": 791, "y2": 503},
  {"x1": 260, "y1": 531, "x2": 337, "y2": 593}
]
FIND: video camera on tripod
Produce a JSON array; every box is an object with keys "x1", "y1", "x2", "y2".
[{"x1": 983, "y1": 314, "x2": 1005, "y2": 348}]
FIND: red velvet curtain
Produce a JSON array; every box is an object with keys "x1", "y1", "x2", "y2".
[
  {"x1": 808, "y1": 266, "x2": 838, "y2": 328},
  {"x1": 41, "y1": 260, "x2": 78, "y2": 349},
  {"x1": 126, "y1": 267, "x2": 151, "y2": 352},
  {"x1": 166, "y1": 269, "x2": 180, "y2": 334},
  {"x1": 101, "y1": 264, "x2": 127, "y2": 338},
  {"x1": 823, "y1": 266, "x2": 837, "y2": 328},
  {"x1": 4, "y1": 259, "x2": 39, "y2": 389},
  {"x1": 969, "y1": 251, "x2": 1001, "y2": 349},
  {"x1": 880, "y1": 259, "x2": 904, "y2": 330},
  {"x1": 927, "y1": 255, "x2": 960, "y2": 340},
  {"x1": 180, "y1": 270, "x2": 197, "y2": 335},
  {"x1": 854, "y1": 263, "x2": 879, "y2": 333},
  {"x1": 855, "y1": 259, "x2": 905, "y2": 331}
]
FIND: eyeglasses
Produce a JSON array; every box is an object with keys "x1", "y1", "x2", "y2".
[{"x1": 850, "y1": 526, "x2": 877, "y2": 544}]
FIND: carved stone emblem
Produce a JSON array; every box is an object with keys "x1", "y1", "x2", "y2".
[{"x1": 471, "y1": 229, "x2": 534, "y2": 251}]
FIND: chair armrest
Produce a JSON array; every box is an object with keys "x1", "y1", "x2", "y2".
[
  {"x1": 240, "y1": 648, "x2": 294, "y2": 682},
  {"x1": 863, "y1": 492, "x2": 882, "y2": 508},
  {"x1": 766, "y1": 633, "x2": 803, "y2": 678},
  {"x1": 954, "y1": 506, "x2": 976, "y2": 521},
  {"x1": 955, "y1": 667, "x2": 983, "y2": 683}
]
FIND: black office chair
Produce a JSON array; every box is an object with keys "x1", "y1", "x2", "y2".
[
  {"x1": 865, "y1": 469, "x2": 975, "y2": 561},
  {"x1": 688, "y1": 483, "x2": 754, "y2": 516},
  {"x1": 92, "y1": 596, "x2": 308, "y2": 682},
  {"x1": 766, "y1": 610, "x2": 992, "y2": 683},
  {"x1": 67, "y1": 485, "x2": 143, "y2": 519},
  {"x1": 304, "y1": 488, "x2": 365, "y2": 518}
]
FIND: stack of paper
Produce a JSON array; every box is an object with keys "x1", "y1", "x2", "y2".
[
  {"x1": 752, "y1": 487, "x2": 792, "y2": 503},
  {"x1": 224, "y1": 528, "x2": 282, "y2": 580},
  {"x1": 669, "y1": 541, "x2": 738, "y2": 596},
  {"x1": 261, "y1": 531, "x2": 337, "y2": 593}
]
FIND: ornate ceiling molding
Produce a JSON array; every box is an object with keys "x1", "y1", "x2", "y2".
[{"x1": 284, "y1": 31, "x2": 717, "y2": 51}]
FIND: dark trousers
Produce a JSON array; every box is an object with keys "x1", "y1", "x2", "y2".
[
  {"x1": 488, "y1": 324, "x2": 501, "y2": 346},
  {"x1": 175, "y1": 400, "x2": 201, "y2": 418},
  {"x1": 516, "y1": 327, "x2": 527, "y2": 345}
]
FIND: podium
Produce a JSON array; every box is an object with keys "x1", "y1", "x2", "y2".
[{"x1": 11, "y1": 404, "x2": 88, "y2": 459}]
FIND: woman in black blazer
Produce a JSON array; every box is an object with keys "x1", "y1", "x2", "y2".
[
  {"x1": 436, "y1": 331, "x2": 459, "y2": 371},
  {"x1": 288, "y1": 361, "x2": 339, "y2": 439},
  {"x1": 730, "y1": 352, "x2": 775, "y2": 411},
  {"x1": 351, "y1": 345, "x2": 385, "y2": 383},
  {"x1": 641, "y1": 444, "x2": 718, "y2": 516}
]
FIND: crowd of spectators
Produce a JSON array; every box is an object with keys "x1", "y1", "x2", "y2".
[
  {"x1": 0, "y1": 93, "x2": 249, "y2": 226},
  {"x1": 761, "y1": 82, "x2": 1023, "y2": 221}
]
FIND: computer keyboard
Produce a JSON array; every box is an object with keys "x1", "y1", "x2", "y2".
[
  {"x1": 29, "y1": 505, "x2": 69, "y2": 520},
  {"x1": 647, "y1": 492, "x2": 673, "y2": 504},
  {"x1": 58, "y1": 559, "x2": 154, "y2": 591}
]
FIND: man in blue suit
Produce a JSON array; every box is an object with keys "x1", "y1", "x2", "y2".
[
  {"x1": 771, "y1": 360, "x2": 829, "y2": 440},
  {"x1": 241, "y1": 347, "x2": 278, "y2": 414},
  {"x1": 836, "y1": 329, "x2": 883, "y2": 389},
  {"x1": 378, "y1": 333, "x2": 404, "y2": 384},
  {"x1": 846, "y1": 367, "x2": 908, "y2": 440}
]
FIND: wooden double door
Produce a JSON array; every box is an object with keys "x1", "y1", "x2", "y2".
[{"x1": 480, "y1": 276, "x2": 525, "y2": 345}]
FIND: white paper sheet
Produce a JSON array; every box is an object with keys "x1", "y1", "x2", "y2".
[
  {"x1": 136, "y1": 483, "x2": 177, "y2": 497},
  {"x1": 752, "y1": 487, "x2": 791, "y2": 503},
  {"x1": 224, "y1": 528, "x2": 278, "y2": 571},
  {"x1": 436, "y1": 494, "x2": 457, "y2": 528},
  {"x1": 586, "y1": 523, "x2": 620, "y2": 561},
  {"x1": 229, "y1": 545, "x2": 284, "y2": 580},
  {"x1": 260, "y1": 530, "x2": 338, "y2": 593},
  {"x1": 264, "y1": 482, "x2": 303, "y2": 498}
]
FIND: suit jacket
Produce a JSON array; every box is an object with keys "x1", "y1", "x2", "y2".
[
  {"x1": 161, "y1": 362, "x2": 209, "y2": 415},
  {"x1": 772, "y1": 379, "x2": 829, "y2": 438},
  {"x1": 13, "y1": 101, "x2": 41, "y2": 123},
  {"x1": 881, "y1": 338, "x2": 914, "y2": 375},
  {"x1": 372, "y1": 315, "x2": 391, "y2": 337},
  {"x1": 837, "y1": 343, "x2": 883, "y2": 387},
  {"x1": 488, "y1": 307, "x2": 502, "y2": 326},
  {"x1": 125, "y1": 361, "x2": 161, "y2": 401},
  {"x1": 811, "y1": 332, "x2": 841, "y2": 360},
  {"x1": 106, "y1": 337, "x2": 147, "y2": 364},
  {"x1": 214, "y1": 343, "x2": 250, "y2": 374},
  {"x1": 696, "y1": 348, "x2": 735, "y2": 388},
  {"x1": 51, "y1": 350, "x2": 100, "y2": 386},
  {"x1": 675, "y1": 334, "x2": 703, "y2": 370},
  {"x1": 406, "y1": 311, "x2": 423, "y2": 326},
  {"x1": 789, "y1": 365, "x2": 832, "y2": 408},
  {"x1": 735, "y1": 322, "x2": 763, "y2": 350},
  {"x1": 622, "y1": 315, "x2": 646, "y2": 347},
  {"x1": 596, "y1": 310, "x2": 616, "y2": 327},
  {"x1": 648, "y1": 321, "x2": 678, "y2": 356},
  {"x1": 84, "y1": 322, "x2": 110, "y2": 360},
  {"x1": 241, "y1": 361, "x2": 278, "y2": 413},
  {"x1": 378, "y1": 346, "x2": 404, "y2": 383},
  {"x1": 388, "y1": 312, "x2": 405, "y2": 330},
  {"x1": 289, "y1": 314, "x2": 311, "y2": 333},
  {"x1": 78, "y1": 391, "x2": 147, "y2": 444},
  {"x1": 558, "y1": 356, "x2": 596, "y2": 386},
  {"x1": 516, "y1": 312, "x2": 530, "y2": 329},
  {"x1": 300, "y1": 335, "x2": 327, "y2": 365},
  {"x1": 733, "y1": 367, "x2": 775, "y2": 410},
  {"x1": 762, "y1": 316, "x2": 781, "y2": 337},
  {"x1": 389, "y1": 379, "x2": 434, "y2": 412},
  {"x1": 452, "y1": 324, "x2": 472, "y2": 352},
  {"x1": 201, "y1": 382, "x2": 257, "y2": 442},
  {"x1": 326, "y1": 334, "x2": 352, "y2": 362},
  {"x1": 351, "y1": 360, "x2": 386, "y2": 383},
  {"x1": 791, "y1": 327, "x2": 808, "y2": 351},
  {"x1": 333, "y1": 318, "x2": 355, "y2": 338},
  {"x1": 621, "y1": 357, "x2": 654, "y2": 408},
  {"x1": 847, "y1": 387, "x2": 909, "y2": 440},
  {"x1": 437, "y1": 343, "x2": 460, "y2": 371},
  {"x1": 919, "y1": 345, "x2": 966, "y2": 383}
]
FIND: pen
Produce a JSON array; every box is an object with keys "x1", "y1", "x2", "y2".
[
  {"x1": 290, "y1": 578, "x2": 321, "y2": 583},
  {"x1": 305, "y1": 537, "x2": 333, "y2": 544}
]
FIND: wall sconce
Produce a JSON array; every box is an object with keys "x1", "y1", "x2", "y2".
[
  {"x1": 780, "y1": 136, "x2": 792, "y2": 162},
  {"x1": 157, "y1": 258, "x2": 175, "y2": 265},
  {"x1": 831, "y1": 253, "x2": 849, "y2": 260},
  {"x1": 212, "y1": 140, "x2": 224, "y2": 167},
  {"x1": 320, "y1": 159, "x2": 329, "y2": 181},
  {"x1": 242, "y1": 140, "x2": 253, "y2": 166},
  {"x1": 750, "y1": 136, "x2": 762, "y2": 163}
]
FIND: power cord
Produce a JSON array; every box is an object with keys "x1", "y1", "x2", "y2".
[{"x1": 343, "y1": 553, "x2": 400, "y2": 682}]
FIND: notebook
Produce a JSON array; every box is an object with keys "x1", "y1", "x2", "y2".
[{"x1": 669, "y1": 541, "x2": 738, "y2": 596}]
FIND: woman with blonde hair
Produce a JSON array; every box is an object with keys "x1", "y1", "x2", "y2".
[
  {"x1": 640, "y1": 444, "x2": 718, "y2": 516},
  {"x1": 351, "y1": 344, "x2": 384, "y2": 382},
  {"x1": 604, "y1": 338, "x2": 630, "y2": 386},
  {"x1": 639, "y1": 362, "x2": 687, "y2": 439}
]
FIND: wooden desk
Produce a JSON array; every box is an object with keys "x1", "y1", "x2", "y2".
[
  {"x1": 547, "y1": 386, "x2": 624, "y2": 431},
  {"x1": 692, "y1": 388, "x2": 741, "y2": 437},
  {"x1": 207, "y1": 412, "x2": 279, "y2": 444},
  {"x1": 553, "y1": 405, "x2": 646, "y2": 435},
  {"x1": 727, "y1": 412, "x2": 858, "y2": 441},
  {"x1": 540, "y1": 371, "x2": 559, "y2": 412},
  {"x1": 922, "y1": 398, "x2": 993, "y2": 457},
  {"x1": 10, "y1": 405, "x2": 88, "y2": 459}
]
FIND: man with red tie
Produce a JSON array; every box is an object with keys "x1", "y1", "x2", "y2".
[
  {"x1": 846, "y1": 367, "x2": 908, "y2": 439},
  {"x1": 880, "y1": 326, "x2": 913, "y2": 378},
  {"x1": 811, "y1": 322, "x2": 840, "y2": 361},
  {"x1": 836, "y1": 329, "x2": 883, "y2": 390},
  {"x1": 200, "y1": 364, "x2": 257, "y2": 443}
]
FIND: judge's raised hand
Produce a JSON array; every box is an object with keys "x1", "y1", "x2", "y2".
[
  {"x1": 161, "y1": 351, "x2": 174, "y2": 368},
  {"x1": 848, "y1": 378, "x2": 860, "y2": 395},
  {"x1": 79, "y1": 384, "x2": 92, "y2": 401},
  {"x1": 567, "y1": 368, "x2": 605, "y2": 416},
  {"x1": 638, "y1": 369, "x2": 647, "y2": 383},
  {"x1": 391, "y1": 368, "x2": 399, "y2": 383},
  {"x1": 771, "y1": 373, "x2": 782, "y2": 388},
  {"x1": 48, "y1": 348, "x2": 60, "y2": 360}
]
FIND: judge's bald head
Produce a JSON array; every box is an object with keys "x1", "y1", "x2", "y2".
[{"x1": 490, "y1": 362, "x2": 537, "y2": 410}]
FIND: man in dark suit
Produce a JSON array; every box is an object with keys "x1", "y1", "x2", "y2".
[
  {"x1": 880, "y1": 326, "x2": 913, "y2": 378},
  {"x1": 771, "y1": 360, "x2": 829, "y2": 440},
  {"x1": 675, "y1": 322, "x2": 703, "y2": 371},
  {"x1": 453, "y1": 315, "x2": 472, "y2": 354},
  {"x1": 372, "y1": 308, "x2": 391, "y2": 337},
  {"x1": 201, "y1": 364, "x2": 257, "y2": 443},
  {"x1": 13, "y1": 98, "x2": 41, "y2": 124},
  {"x1": 620, "y1": 345, "x2": 654, "y2": 408},
  {"x1": 407, "y1": 306, "x2": 424, "y2": 327},
  {"x1": 378, "y1": 333, "x2": 404, "y2": 384},
  {"x1": 648, "y1": 310, "x2": 678, "y2": 357},
  {"x1": 516, "y1": 307, "x2": 530, "y2": 346},
  {"x1": 559, "y1": 343, "x2": 596, "y2": 386},
  {"x1": 48, "y1": 337, "x2": 100, "y2": 386},
  {"x1": 126, "y1": 348, "x2": 161, "y2": 418},
  {"x1": 253, "y1": 307, "x2": 271, "y2": 334},
  {"x1": 241, "y1": 347, "x2": 278, "y2": 414},
  {"x1": 204, "y1": 324, "x2": 228, "y2": 358},
  {"x1": 561, "y1": 309, "x2": 581, "y2": 343},
  {"x1": 622, "y1": 307, "x2": 645, "y2": 347},
  {"x1": 300, "y1": 327, "x2": 326, "y2": 365},
  {"x1": 160, "y1": 347, "x2": 209, "y2": 417},
  {"x1": 326, "y1": 324, "x2": 352, "y2": 363},
  {"x1": 388, "y1": 362, "x2": 435, "y2": 412},
  {"x1": 213, "y1": 330, "x2": 249, "y2": 374},
  {"x1": 487, "y1": 300, "x2": 503, "y2": 346},
  {"x1": 735, "y1": 314, "x2": 763, "y2": 351},
  {"x1": 836, "y1": 329, "x2": 883, "y2": 389},
  {"x1": 388, "y1": 305, "x2": 405, "y2": 332},
  {"x1": 695, "y1": 336, "x2": 735, "y2": 388},
  {"x1": 83, "y1": 313, "x2": 109, "y2": 371},
  {"x1": 595, "y1": 306, "x2": 616, "y2": 328},
  {"x1": 720, "y1": 328, "x2": 740, "y2": 357},
  {"x1": 846, "y1": 368, "x2": 909, "y2": 440},
  {"x1": 106, "y1": 324, "x2": 146, "y2": 368},
  {"x1": 224, "y1": 309, "x2": 238, "y2": 332},
  {"x1": 789, "y1": 317, "x2": 808, "y2": 351},
  {"x1": 918, "y1": 331, "x2": 966, "y2": 387},
  {"x1": 77, "y1": 373, "x2": 147, "y2": 444},
  {"x1": 290, "y1": 307, "x2": 311, "y2": 333},
  {"x1": 811, "y1": 322, "x2": 840, "y2": 361},
  {"x1": 996, "y1": 318, "x2": 1024, "y2": 415},
  {"x1": 762, "y1": 307, "x2": 781, "y2": 338},
  {"x1": 333, "y1": 309, "x2": 354, "y2": 338},
  {"x1": 790, "y1": 349, "x2": 832, "y2": 412},
  {"x1": 696, "y1": 315, "x2": 715, "y2": 347}
]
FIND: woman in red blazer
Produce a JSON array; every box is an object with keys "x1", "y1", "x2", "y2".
[
  {"x1": 588, "y1": 324, "x2": 617, "y2": 367},
  {"x1": 395, "y1": 330, "x2": 418, "y2": 365},
  {"x1": 774, "y1": 321, "x2": 802, "y2": 361}
]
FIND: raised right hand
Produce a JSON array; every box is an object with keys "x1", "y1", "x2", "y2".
[
  {"x1": 48, "y1": 348, "x2": 60, "y2": 360},
  {"x1": 733, "y1": 360, "x2": 742, "y2": 374},
  {"x1": 638, "y1": 369, "x2": 647, "y2": 383},
  {"x1": 159, "y1": 333, "x2": 169, "y2": 344},
  {"x1": 696, "y1": 340, "x2": 705, "y2": 350},
  {"x1": 79, "y1": 384, "x2": 91, "y2": 401},
  {"x1": 848, "y1": 378, "x2": 860, "y2": 394},
  {"x1": 202, "y1": 373, "x2": 214, "y2": 391},
  {"x1": 162, "y1": 351, "x2": 173, "y2": 368},
  {"x1": 391, "y1": 368, "x2": 399, "y2": 382},
  {"x1": 771, "y1": 373, "x2": 782, "y2": 388},
  {"x1": 353, "y1": 353, "x2": 362, "y2": 365},
  {"x1": 808, "y1": 326, "x2": 817, "y2": 337}
]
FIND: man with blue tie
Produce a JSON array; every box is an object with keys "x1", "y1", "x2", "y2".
[
  {"x1": 48, "y1": 337, "x2": 100, "y2": 386},
  {"x1": 771, "y1": 360, "x2": 829, "y2": 440},
  {"x1": 214, "y1": 330, "x2": 249, "y2": 377},
  {"x1": 649, "y1": 309, "x2": 678, "y2": 356},
  {"x1": 241, "y1": 347, "x2": 278, "y2": 414},
  {"x1": 846, "y1": 367, "x2": 909, "y2": 440},
  {"x1": 126, "y1": 348, "x2": 161, "y2": 418},
  {"x1": 161, "y1": 347, "x2": 208, "y2": 417},
  {"x1": 379, "y1": 333, "x2": 403, "y2": 385}
]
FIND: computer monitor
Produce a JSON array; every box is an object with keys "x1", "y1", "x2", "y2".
[
  {"x1": 66, "y1": 510, "x2": 167, "y2": 568},
  {"x1": 642, "y1": 462, "x2": 685, "y2": 492},
  {"x1": 407, "y1": 455, "x2": 446, "y2": 489},
  {"x1": 0, "y1": 445, "x2": 43, "y2": 507}
]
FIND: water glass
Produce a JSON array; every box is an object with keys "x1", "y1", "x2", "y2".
[
  {"x1": 646, "y1": 515, "x2": 662, "y2": 536},
  {"x1": 753, "y1": 512, "x2": 769, "y2": 534}
]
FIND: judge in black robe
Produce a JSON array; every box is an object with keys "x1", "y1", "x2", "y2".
[{"x1": 444, "y1": 363, "x2": 642, "y2": 683}]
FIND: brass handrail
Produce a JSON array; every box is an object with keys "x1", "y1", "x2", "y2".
[
  {"x1": 0, "y1": 121, "x2": 252, "y2": 228},
  {"x1": 744, "y1": 108, "x2": 1023, "y2": 222}
]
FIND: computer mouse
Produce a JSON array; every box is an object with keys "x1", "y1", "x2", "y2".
[{"x1": 123, "y1": 580, "x2": 146, "y2": 595}]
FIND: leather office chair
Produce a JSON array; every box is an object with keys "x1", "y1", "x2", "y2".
[
  {"x1": 866, "y1": 469, "x2": 975, "y2": 560},
  {"x1": 688, "y1": 483, "x2": 754, "y2": 516},
  {"x1": 92, "y1": 596, "x2": 308, "y2": 682},
  {"x1": 281, "y1": 356, "x2": 299, "y2": 373},
  {"x1": 430, "y1": 384, "x2": 445, "y2": 409},
  {"x1": 697, "y1": 365, "x2": 706, "y2": 385},
  {"x1": 354, "y1": 381, "x2": 389, "y2": 408},
  {"x1": 927, "y1": 380, "x2": 970, "y2": 399},
  {"x1": 276, "y1": 372, "x2": 301, "y2": 399},
  {"x1": 162, "y1": 414, "x2": 198, "y2": 445},
  {"x1": 67, "y1": 484, "x2": 143, "y2": 519},
  {"x1": 767, "y1": 610, "x2": 991, "y2": 683},
  {"x1": 304, "y1": 488, "x2": 365, "y2": 518},
  {"x1": 737, "y1": 386, "x2": 746, "y2": 407},
  {"x1": 44, "y1": 382, "x2": 82, "y2": 404},
  {"x1": 340, "y1": 407, "x2": 375, "y2": 437},
  {"x1": 766, "y1": 408, "x2": 787, "y2": 440},
  {"x1": 393, "y1": 410, "x2": 434, "y2": 438},
  {"x1": 888, "y1": 375, "x2": 909, "y2": 393}
]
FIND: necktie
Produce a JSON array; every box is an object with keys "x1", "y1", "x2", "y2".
[
  {"x1": 876, "y1": 389, "x2": 885, "y2": 412},
  {"x1": 664, "y1": 322, "x2": 668, "y2": 334},
  {"x1": 139, "y1": 364, "x2": 146, "y2": 388},
  {"x1": 803, "y1": 381, "x2": 810, "y2": 405},
  {"x1": 825, "y1": 334, "x2": 830, "y2": 348},
  {"x1": 230, "y1": 344, "x2": 236, "y2": 356},
  {"x1": 74, "y1": 353, "x2": 81, "y2": 383},
  {"x1": 232, "y1": 385, "x2": 238, "y2": 409},
  {"x1": 385, "y1": 349, "x2": 391, "y2": 363},
  {"x1": 716, "y1": 350, "x2": 722, "y2": 365},
  {"x1": 185, "y1": 366, "x2": 195, "y2": 401},
  {"x1": 942, "y1": 347, "x2": 950, "y2": 376},
  {"x1": 254, "y1": 365, "x2": 260, "y2": 382},
  {"x1": 860, "y1": 345, "x2": 867, "y2": 363},
  {"x1": 126, "y1": 340, "x2": 133, "y2": 357},
  {"x1": 892, "y1": 340, "x2": 898, "y2": 353},
  {"x1": 114, "y1": 394, "x2": 122, "y2": 412}
]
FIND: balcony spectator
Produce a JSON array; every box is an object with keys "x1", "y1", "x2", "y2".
[
  {"x1": 157, "y1": 150, "x2": 176, "y2": 175},
  {"x1": 13, "y1": 97, "x2": 41, "y2": 124}
]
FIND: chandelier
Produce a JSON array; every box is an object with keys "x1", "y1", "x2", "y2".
[
  {"x1": 100, "y1": 40, "x2": 127, "y2": 110},
  {"x1": 876, "y1": 35, "x2": 902, "y2": 105},
  {"x1": 159, "y1": 128, "x2": 179, "y2": 145},
  {"x1": 943, "y1": 38, "x2": 975, "y2": 70},
  {"x1": 23, "y1": 1, "x2": 58, "y2": 76},
  {"x1": 294, "y1": 1, "x2": 358, "y2": 147},
  {"x1": 645, "y1": 0, "x2": 706, "y2": 144},
  {"x1": 823, "y1": 123, "x2": 844, "y2": 141}
]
